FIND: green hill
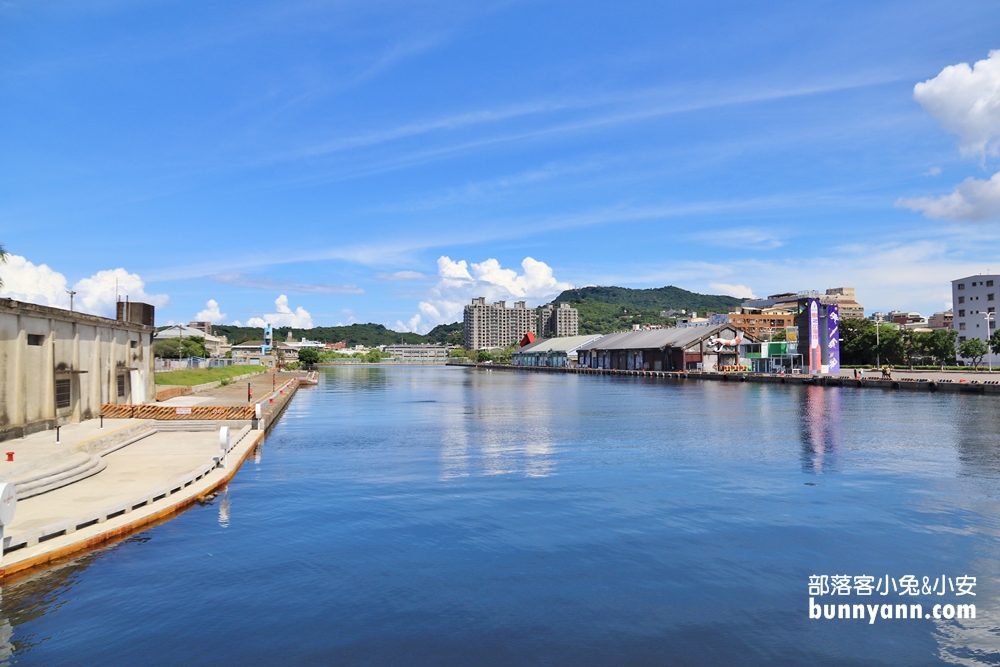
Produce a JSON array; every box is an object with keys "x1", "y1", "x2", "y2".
[
  {"x1": 212, "y1": 323, "x2": 426, "y2": 348},
  {"x1": 549, "y1": 285, "x2": 742, "y2": 335}
]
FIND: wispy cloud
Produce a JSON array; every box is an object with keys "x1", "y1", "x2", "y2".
[
  {"x1": 208, "y1": 271, "x2": 364, "y2": 294},
  {"x1": 374, "y1": 270, "x2": 429, "y2": 281}
]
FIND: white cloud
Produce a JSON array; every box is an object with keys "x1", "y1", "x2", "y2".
[
  {"x1": 896, "y1": 170, "x2": 1000, "y2": 221},
  {"x1": 0, "y1": 255, "x2": 70, "y2": 307},
  {"x1": 914, "y1": 50, "x2": 1000, "y2": 159},
  {"x1": 72, "y1": 268, "x2": 169, "y2": 318},
  {"x1": 709, "y1": 283, "x2": 756, "y2": 299},
  {"x1": 0, "y1": 257, "x2": 168, "y2": 317},
  {"x1": 194, "y1": 299, "x2": 227, "y2": 323},
  {"x1": 244, "y1": 294, "x2": 314, "y2": 328},
  {"x1": 397, "y1": 256, "x2": 572, "y2": 333},
  {"x1": 924, "y1": 166, "x2": 942, "y2": 177}
]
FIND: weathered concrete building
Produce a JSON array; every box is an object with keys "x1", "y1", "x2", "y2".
[{"x1": 0, "y1": 299, "x2": 156, "y2": 441}]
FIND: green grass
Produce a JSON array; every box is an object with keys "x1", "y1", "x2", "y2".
[{"x1": 154, "y1": 365, "x2": 265, "y2": 386}]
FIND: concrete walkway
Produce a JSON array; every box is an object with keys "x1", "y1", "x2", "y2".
[
  {"x1": 8, "y1": 430, "x2": 221, "y2": 534},
  {"x1": 0, "y1": 419, "x2": 150, "y2": 481},
  {"x1": 0, "y1": 373, "x2": 306, "y2": 578}
]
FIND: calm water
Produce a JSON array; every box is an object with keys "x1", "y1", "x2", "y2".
[{"x1": 2, "y1": 367, "x2": 1000, "y2": 666}]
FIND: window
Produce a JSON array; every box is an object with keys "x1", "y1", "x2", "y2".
[
  {"x1": 989, "y1": 294, "x2": 995, "y2": 301},
  {"x1": 959, "y1": 323, "x2": 966, "y2": 330},
  {"x1": 989, "y1": 280, "x2": 995, "y2": 287},
  {"x1": 958, "y1": 283, "x2": 966, "y2": 290},
  {"x1": 960, "y1": 336, "x2": 967, "y2": 343},
  {"x1": 27, "y1": 334, "x2": 44, "y2": 346},
  {"x1": 958, "y1": 296, "x2": 965, "y2": 304},
  {"x1": 959, "y1": 309, "x2": 965, "y2": 317},
  {"x1": 117, "y1": 374, "x2": 126, "y2": 398},
  {"x1": 130, "y1": 340, "x2": 138, "y2": 348},
  {"x1": 55, "y1": 379, "x2": 71, "y2": 409}
]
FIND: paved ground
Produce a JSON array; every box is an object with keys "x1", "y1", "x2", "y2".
[
  {"x1": 157, "y1": 371, "x2": 303, "y2": 406},
  {"x1": 7, "y1": 430, "x2": 221, "y2": 534},
  {"x1": 842, "y1": 368, "x2": 1000, "y2": 382},
  {"x1": 0, "y1": 419, "x2": 143, "y2": 479}
]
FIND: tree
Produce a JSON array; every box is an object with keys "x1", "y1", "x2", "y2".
[
  {"x1": 298, "y1": 347, "x2": 320, "y2": 367},
  {"x1": 990, "y1": 330, "x2": 1000, "y2": 357},
  {"x1": 363, "y1": 349, "x2": 385, "y2": 363},
  {"x1": 153, "y1": 336, "x2": 208, "y2": 359},
  {"x1": 927, "y1": 329, "x2": 958, "y2": 369},
  {"x1": 959, "y1": 338, "x2": 989, "y2": 369},
  {"x1": 0, "y1": 243, "x2": 7, "y2": 289}
]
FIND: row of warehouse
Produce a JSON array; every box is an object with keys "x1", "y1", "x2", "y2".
[
  {"x1": 511, "y1": 298, "x2": 843, "y2": 374},
  {"x1": 510, "y1": 323, "x2": 748, "y2": 372}
]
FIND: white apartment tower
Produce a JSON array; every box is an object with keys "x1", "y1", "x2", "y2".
[
  {"x1": 463, "y1": 298, "x2": 539, "y2": 350},
  {"x1": 463, "y1": 298, "x2": 578, "y2": 350},
  {"x1": 952, "y1": 274, "x2": 998, "y2": 363}
]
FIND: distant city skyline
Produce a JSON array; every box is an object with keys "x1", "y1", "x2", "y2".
[{"x1": 3, "y1": 1, "x2": 1000, "y2": 331}]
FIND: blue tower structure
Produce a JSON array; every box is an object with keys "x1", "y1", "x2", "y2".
[{"x1": 262, "y1": 323, "x2": 273, "y2": 354}]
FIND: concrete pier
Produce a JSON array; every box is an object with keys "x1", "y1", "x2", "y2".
[{"x1": 0, "y1": 372, "x2": 307, "y2": 579}]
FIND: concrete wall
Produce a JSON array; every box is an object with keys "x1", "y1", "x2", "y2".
[{"x1": 0, "y1": 299, "x2": 155, "y2": 441}]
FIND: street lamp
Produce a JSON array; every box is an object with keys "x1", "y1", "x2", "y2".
[
  {"x1": 984, "y1": 311, "x2": 996, "y2": 372},
  {"x1": 66, "y1": 290, "x2": 76, "y2": 312},
  {"x1": 874, "y1": 313, "x2": 884, "y2": 369}
]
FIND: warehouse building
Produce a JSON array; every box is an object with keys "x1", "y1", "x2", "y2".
[
  {"x1": 577, "y1": 323, "x2": 753, "y2": 371},
  {"x1": 0, "y1": 299, "x2": 156, "y2": 441},
  {"x1": 510, "y1": 334, "x2": 603, "y2": 368}
]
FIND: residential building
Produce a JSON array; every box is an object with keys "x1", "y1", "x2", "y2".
[
  {"x1": 742, "y1": 287, "x2": 864, "y2": 320},
  {"x1": 952, "y1": 274, "x2": 998, "y2": 363},
  {"x1": 464, "y1": 298, "x2": 539, "y2": 350},
  {"x1": 823, "y1": 287, "x2": 865, "y2": 319},
  {"x1": 188, "y1": 321, "x2": 213, "y2": 336},
  {"x1": 511, "y1": 334, "x2": 603, "y2": 368},
  {"x1": 928, "y1": 311, "x2": 953, "y2": 330},
  {"x1": 727, "y1": 308, "x2": 796, "y2": 339},
  {"x1": 537, "y1": 302, "x2": 580, "y2": 338},
  {"x1": 0, "y1": 298, "x2": 156, "y2": 441}
]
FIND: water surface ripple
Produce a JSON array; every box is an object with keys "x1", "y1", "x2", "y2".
[{"x1": 2, "y1": 367, "x2": 1000, "y2": 666}]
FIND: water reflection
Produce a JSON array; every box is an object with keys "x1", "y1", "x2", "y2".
[
  {"x1": 218, "y1": 489, "x2": 230, "y2": 528},
  {"x1": 438, "y1": 371, "x2": 556, "y2": 479},
  {"x1": 799, "y1": 385, "x2": 842, "y2": 475}
]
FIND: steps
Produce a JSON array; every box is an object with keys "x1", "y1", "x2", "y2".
[{"x1": 10, "y1": 452, "x2": 107, "y2": 500}]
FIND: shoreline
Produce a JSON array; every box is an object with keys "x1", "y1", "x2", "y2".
[{"x1": 451, "y1": 363, "x2": 1000, "y2": 395}]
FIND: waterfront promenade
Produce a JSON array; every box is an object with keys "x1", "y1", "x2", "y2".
[
  {"x1": 0, "y1": 371, "x2": 308, "y2": 579},
  {"x1": 461, "y1": 363, "x2": 1000, "y2": 394}
]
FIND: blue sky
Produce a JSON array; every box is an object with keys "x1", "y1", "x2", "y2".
[{"x1": 4, "y1": 0, "x2": 1000, "y2": 332}]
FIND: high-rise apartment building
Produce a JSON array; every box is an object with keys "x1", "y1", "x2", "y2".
[
  {"x1": 952, "y1": 275, "x2": 997, "y2": 363},
  {"x1": 463, "y1": 298, "x2": 579, "y2": 349}
]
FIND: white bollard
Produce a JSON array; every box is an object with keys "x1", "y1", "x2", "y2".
[{"x1": 218, "y1": 426, "x2": 230, "y2": 468}]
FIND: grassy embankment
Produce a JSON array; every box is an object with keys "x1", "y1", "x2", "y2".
[{"x1": 154, "y1": 365, "x2": 265, "y2": 386}]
